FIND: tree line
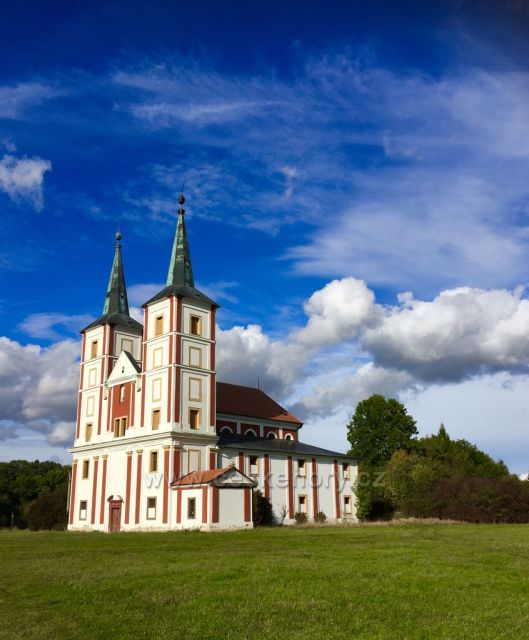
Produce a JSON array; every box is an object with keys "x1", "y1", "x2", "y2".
[
  {"x1": 0, "y1": 460, "x2": 70, "y2": 530},
  {"x1": 348, "y1": 394, "x2": 529, "y2": 522}
]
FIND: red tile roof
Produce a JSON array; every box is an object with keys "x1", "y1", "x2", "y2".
[
  {"x1": 216, "y1": 382, "x2": 302, "y2": 426},
  {"x1": 172, "y1": 467, "x2": 231, "y2": 486}
]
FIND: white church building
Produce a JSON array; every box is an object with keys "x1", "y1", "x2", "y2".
[{"x1": 68, "y1": 195, "x2": 357, "y2": 531}]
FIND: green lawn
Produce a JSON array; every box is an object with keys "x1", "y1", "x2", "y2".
[{"x1": 2, "y1": 524, "x2": 529, "y2": 639}]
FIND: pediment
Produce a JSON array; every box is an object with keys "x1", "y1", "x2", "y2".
[
  {"x1": 107, "y1": 351, "x2": 141, "y2": 384},
  {"x1": 212, "y1": 467, "x2": 256, "y2": 488}
]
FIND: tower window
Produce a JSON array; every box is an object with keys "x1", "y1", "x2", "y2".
[
  {"x1": 190, "y1": 315, "x2": 201, "y2": 336},
  {"x1": 82, "y1": 460, "x2": 90, "y2": 479},
  {"x1": 114, "y1": 417, "x2": 127, "y2": 437},
  {"x1": 90, "y1": 340, "x2": 98, "y2": 359},
  {"x1": 189, "y1": 408, "x2": 200, "y2": 430},
  {"x1": 152, "y1": 409, "x2": 161, "y2": 430},
  {"x1": 79, "y1": 500, "x2": 88, "y2": 520},
  {"x1": 285, "y1": 434, "x2": 293, "y2": 441},
  {"x1": 121, "y1": 338, "x2": 133, "y2": 354},
  {"x1": 187, "y1": 497, "x2": 196, "y2": 519},
  {"x1": 267, "y1": 431, "x2": 277, "y2": 439},
  {"x1": 146, "y1": 497, "x2": 157, "y2": 519},
  {"x1": 155, "y1": 316, "x2": 163, "y2": 336},
  {"x1": 149, "y1": 451, "x2": 158, "y2": 473},
  {"x1": 85, "y1": 423, "x2": 93, "y2": 442}
]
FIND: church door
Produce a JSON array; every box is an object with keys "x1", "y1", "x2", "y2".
[{"x1": 109, "y1": 502, "x2": 122, "y2": 533}]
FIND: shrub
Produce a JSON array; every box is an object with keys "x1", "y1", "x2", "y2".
[
  {"x1": 314, "y1": 511, "x2": 327, "y2": 524},
  {"x1": 294, "y1": 512, "x2": 307, "y2": 524},
  {"x1": 252, "y1": 489, "x2": 274, "y2": 526},
  {"x1": 25, "y1": 486, "x2": 68, "y2": 531}
]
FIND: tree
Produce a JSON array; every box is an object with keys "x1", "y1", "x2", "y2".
[
  {"x1": 252, "y1": 490, "x2": 274, "y2": 526},
  {"x1": 347, "y1": 395, "x2": 418, "y2": 520},
  {"x1": 347, "y1": 394, "x2": 418, "y2": 468}
]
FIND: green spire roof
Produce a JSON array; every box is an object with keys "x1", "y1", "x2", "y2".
[
  {"x1": 142, "y1": 195, "x2": 219, "y2": 309},
  {"x1": 103, "y1": 231, "x2": 130, "y2": 315},
  {"x1": 166, "y1": 195, "x2": 195, "y2": 287},
  {"x1": 81, "y1": 231, "x2": 143, "y2": 334}
]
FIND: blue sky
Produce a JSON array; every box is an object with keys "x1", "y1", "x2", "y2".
[{"x1": 2, "y1": 0, "x2": 529, "y2": 471}]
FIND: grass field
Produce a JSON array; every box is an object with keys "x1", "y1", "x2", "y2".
[{"x1": 2, "y1": 523, "x2": 529, "y2": 639}]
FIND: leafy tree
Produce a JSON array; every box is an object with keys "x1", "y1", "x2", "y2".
[
  {"x1": 347, "y1": 394, "x2": 418, "y2": 468},
  {"x1": 0, "y1": 460, "x2": 70, "y2": 528},
  {"x1": 25, "y1": 486, "x2": 68, "y2": 531},
  {"x1": 347, "y1": 394, "x2": 418, "y2": 520}
]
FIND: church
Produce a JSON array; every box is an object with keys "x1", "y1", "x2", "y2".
[{"x1": 68, "y1": 195, "x2": 357, "y2": 531}]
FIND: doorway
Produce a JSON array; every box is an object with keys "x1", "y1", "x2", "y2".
[{"x1": 108, "y1": 501, "x2": 122, "y2": 532}]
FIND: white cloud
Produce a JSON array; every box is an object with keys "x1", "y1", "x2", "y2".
[
  {"x1": 20, "y1": 312, "x2": 93, "y2": 340},
  {"x1": 0, "y1": 337, "x2": 79, "y2": 447},
  {"x1": 0, "y1": 82, "x2": 61, "y2": 119},
  {"x1": 0, "y1": 154, "x2": 52, "y2": 210}
]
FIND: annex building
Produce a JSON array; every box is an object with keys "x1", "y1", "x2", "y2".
[{"x1": 68, "y1": 195, "x2": 357, "y2": 531}]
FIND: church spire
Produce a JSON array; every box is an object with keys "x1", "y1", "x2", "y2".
[
  {"x1": 166, "y1": 194, "x2": 195, "y2": 288},
  {"x1": 103, "y1": 231, "x2": 130, "y2": 315}
]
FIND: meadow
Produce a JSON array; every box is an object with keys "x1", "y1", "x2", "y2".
[{"x1": 1, "y1": 523, "x2": 529, "y2": 639}]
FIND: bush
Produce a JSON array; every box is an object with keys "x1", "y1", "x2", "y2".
[
  {"x1": 294, "y1": 512, "x2": 307, "y2": 524},
  {"x1": 252, "y1": 490, "x2": 274, "y2": 526},
  {"x1": 314, "y1": 511, "x2": 327, "y2": 524},
  {"x1": 25, "y1": 486, "x2": 68, "y2": 531}
]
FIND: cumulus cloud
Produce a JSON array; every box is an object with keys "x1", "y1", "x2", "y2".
[
  {"x1": 0, "y1": 337, "x2": 79, "y2": 446},
  {"x1": 216, "y1": 277, "x2": 529, "y2": 421},
  {"x1": 0, "y1": 154, "x2": 52, "y2": 210}
]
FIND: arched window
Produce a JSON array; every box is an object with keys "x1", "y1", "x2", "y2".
[
  {"x1": 267, "y1": 432, "x2": 277, "y2": 439},
  {"x1": 219, "y1": 426, "x2": 233, "y2": 436},
  {"x1": 245, "y1": 429, "x2": 257, "y2": 438},
  {"x1": 285, "y1": 434, "x2": 293, "y2": 441}
]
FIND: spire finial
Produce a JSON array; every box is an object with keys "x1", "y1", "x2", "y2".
[
  {"x1": 103, "y1": 229, "x2": 129, "y2": 316},
  {"x1": 166, "y1": 192, "x2": 194, "y2": 288}
]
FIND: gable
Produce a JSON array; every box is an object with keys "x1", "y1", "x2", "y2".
[{"x1": 107, "y1": 350, "x2": 141, "y2": 384}]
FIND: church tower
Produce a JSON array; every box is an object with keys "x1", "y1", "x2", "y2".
[
  {"x1": 76, "y1": 232, "x2": 143, "y2": 444},
  {"x1": 140, "y1": 194, "x2": 219, "y2": 473}
]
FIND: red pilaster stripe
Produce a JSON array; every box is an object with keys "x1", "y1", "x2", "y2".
[
  {"x1": 264, "y1": 454, "x2": 270, "y2": 500},
  {"x1": 167, "y1": 365, "x2": 172, "y2": 424},
  {"x1": 106, "y1": 383, "x2": 112, "y2": 432},
  {"x1": 90, "y1": 457, "x2": 99, "y2": 524},
  {"x1": 244, "y1": 487, "x2": 251, "y2": 522},
  {"x1": 76, "y1": 391, "x2": 82, "y2": 440},
  {"x1": 210, "y1": 307, "x2": 216, "y2": 429},
  {"x1": 333, "y1": 460, "x2": 341, "y2": 519},
  {"x1": 135, "y1": 451, "x2": 142, "y2": 525},
  {"x1": 176, "y1": 488, "x2": 182, "y2": 523},
  {"x1": 287, "y1": 456, "x2": 294, "y2": 518},
  {"x1": 212, "y1": 486, "x2": 219, "y2": 523},
  {"x1": 124, "y1": 453, "x2": 132, "y2": 524},
  {"x1": 163, "y1": 448, "x2": 170, "y2": 524},
  {"x1": 238, "y1": 451, "x2": 244, "y2": 473},
  {"x1": 69, "y1": 461, "x2": 77, "y2": 525},
  {"x1": 97, "y1": 386, "x2": 103, "y2": 436},
  {"x1": 202, "y1": 486, "x2": 208, "y2": 524},
  {"x1": 173, "y1": 447, "x2": 181, "y2": 482},
  {"x1": 174, "y1": 297, "x2": 183, "y2": 423},
  {"x1": 108, "y1": 325, "x2": 114, "y2": 358},
  {"x1": 209, "y1": 449, "x2": 216, "y2": 470},
  {"x1": 130, "y1": 381, "x2": 135, "y2": 426},
  {"x1": 141, "y1": 308, "x2": 148, "y2": 426},
  {"x1": 311, "y1": 458, "x2": 319, "y2": 517},
  {"x1": 100, "y1": 457, "x2": 108, "y2": 525}
]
